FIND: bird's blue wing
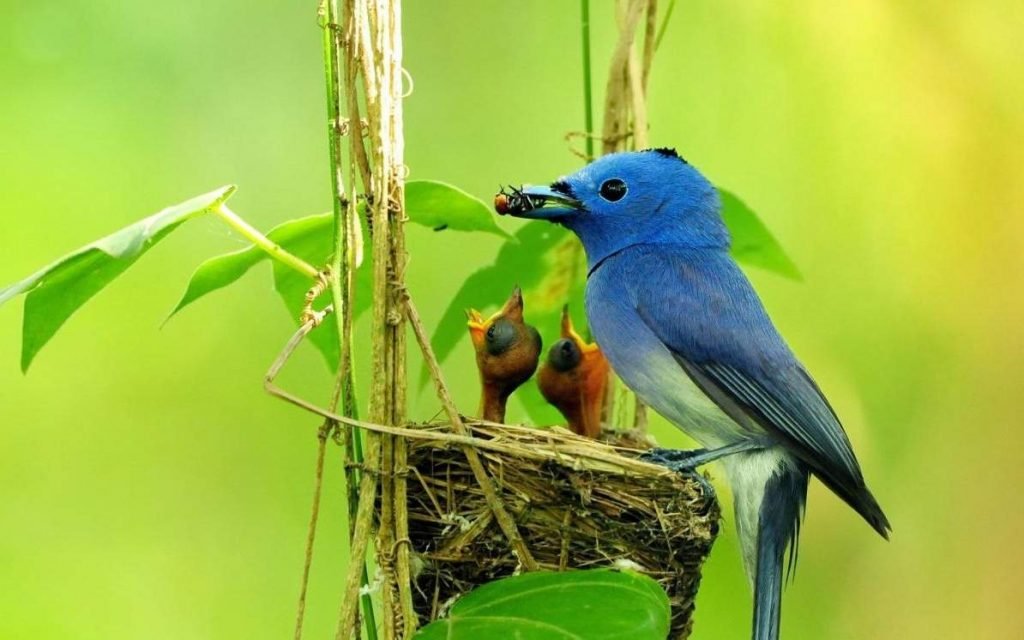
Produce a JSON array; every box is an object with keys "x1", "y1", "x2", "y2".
[{"x1": 628, "y1": 246, "x2": 890, "y2": 536}]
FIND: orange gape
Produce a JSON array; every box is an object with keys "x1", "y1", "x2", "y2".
[
  {"x1": 467, "y1": 286, "x2": 542, "y2": 424},
  {"x1": 537, "y1": 307, "x2": 610, "y2": 438}
]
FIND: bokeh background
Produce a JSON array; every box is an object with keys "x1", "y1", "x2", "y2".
[{"x1": 2, "y1": 1, "x2": 1022, "y2": 638}]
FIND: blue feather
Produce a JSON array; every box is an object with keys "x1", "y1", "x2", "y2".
[{"x1": 755, "y1": 466, "x2": 809, "y2": 640}]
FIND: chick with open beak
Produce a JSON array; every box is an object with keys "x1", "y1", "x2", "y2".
[
  {"x1": 537, "y1": 306, "x2": 610, "y2": 439},
  {"x1": 467, "y1": 286, "x2": 542, "y2": 423}
]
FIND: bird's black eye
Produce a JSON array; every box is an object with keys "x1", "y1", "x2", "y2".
[
  {"x1": 598, "y1": 178, "x2": 627, "y2": 202},
  {"x1": 485, "y1": 319, "x2": 517, "y2": 356},
  {"x1": 548, "y1": 338, "x2": 582, "y2": 372}
]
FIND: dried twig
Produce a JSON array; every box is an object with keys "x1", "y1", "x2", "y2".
[
  {"x1": 383, "y1": 1, "x2": 417, "y2": 633},
  {"x1": 367, "y1": 1, "x2": 400, "y2": 635},
  {"x1": 335, "y1": 441, "x2": 382, "y2": 640},
  {"x1": 627, "y1": 37, "x2": 649, "y2": 148},
  {"x1": 293, "y1": 423, "x2": 332, "y2": 640},
  {"x1": 404, "y1": 296, "x2": 539, "y2": 571},
  {"x1": 601, "y1": 0, "x2": 645, "y2": 154},
  {"x1": 641, "y1": 0, "x2": 658, "y2": 92},
  {"x1": 342, "y1": 2, "x2": 372, "y2": 193}
]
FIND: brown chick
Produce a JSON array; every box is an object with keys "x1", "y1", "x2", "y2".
[
  {"x1": 467, "y1": 286, "x2": 542, "y2": 423},
  {"x1": 537, "y1": 306, "x2": 610, "y2": 438}
]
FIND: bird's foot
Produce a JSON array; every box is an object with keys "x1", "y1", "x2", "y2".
[
  {"x1": 640, "y1": 447, "x2": 708, "y2": 472},
  {"x1": 688, "y1": 471, "x2": 717, "y2": 501},
  {"x1": 640, "y1": 448, "x2": 717, "y2": 499},
  {"x1": 641, "y1": 438, "x2": 773, "y2": 471}
]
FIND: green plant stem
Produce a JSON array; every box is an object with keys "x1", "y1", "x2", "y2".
[
  {"x1": 212, "y1": 203, "x2": 319, "y2": 279},
  {"x1": 331, "y1": 211, "x2": 376, "y2": 639},
  {"x1": 318, "y1": 0, "x2": 362, "y2": 467},
  {"x1": 580, "y1": 0, "x2": 594, "y2": 160},
  {"x1": 320, "y1": 0, "x2": 377, "y2": 638},
  {"x1": 654, "y1": 0, "x2": 676, "y2": 50}
]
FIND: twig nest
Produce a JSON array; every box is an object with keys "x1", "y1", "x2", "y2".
[{"x1": 404, "y1": 421, "x2": 720, "y2": 639}]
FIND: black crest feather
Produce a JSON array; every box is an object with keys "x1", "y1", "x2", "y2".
[{"x1": 644, "y1": 147, "x2": 688, "y2": 164}]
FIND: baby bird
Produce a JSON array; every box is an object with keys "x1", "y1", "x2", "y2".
[
  {"x1": 467, "y1": 286, "x2": 542, "y2": 423},
  {"x1": 538, "y1": 306, "x2": 610, "y2": 438}
]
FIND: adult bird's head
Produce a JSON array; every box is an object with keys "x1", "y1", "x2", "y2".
[
  {"x1": 537, "y1": 306, "x2": 610, "y2": 439},
  {"x1": 496, "y1": 149, "x2": 728, "y2": 270},
  {"x1": 467, "y1": 286, "x2": 542, "y2": 423}
]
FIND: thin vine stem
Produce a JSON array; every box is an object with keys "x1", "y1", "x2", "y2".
[
  {"x1": 212, "y1": 203, "x2": 319, "y2": 279},
  {"x1": 293, "y1": 425, "x2": 330, "y2": 640},
  {"x1": 318, "y1": 0, "x2": 377, "y2": 638},
  {"x1": 580, "y1": 0, "x2": 594, "y2": 160},
  {"x1": 654, "y1": 0, "x2": 676, "y2": 50}
]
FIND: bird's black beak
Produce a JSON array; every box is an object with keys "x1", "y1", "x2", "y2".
[{"x1": 494, "y1": 185, "x2": 583, "y2": 220}]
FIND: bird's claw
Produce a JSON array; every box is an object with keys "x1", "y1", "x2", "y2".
[
  {"x1": 640, "y1": 447, "x2": 707, "y2": 471},
  {"x1": 687, "y1": 471, "x2": 717, "y2": 501},
  {"x1": 640, "y1": 447, "x2": 717, "y2": 500}
]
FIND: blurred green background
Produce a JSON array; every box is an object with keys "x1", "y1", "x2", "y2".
[{"x1": 2, "y1": 1, "x2": 1022, "y2": 638}]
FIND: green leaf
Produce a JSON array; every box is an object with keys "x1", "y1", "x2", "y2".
[
  {"x1": 414, "y1": 569, "x2": 670, "y2": 640},
  {"x1": 719, "y1": 187, "x2": 801, "y2": 280},
  {"x1": 406, "y1": 180, "x2": 512, "y2": 239},
  {"x1": 270, "y1": 219, "x2": 372, "y2": 373},
  {"x1": 167, "y1": 213, "x2": 331, "y2": 320},
  {"x1": 168, "y1": 212, "x2": 372, "y2": 372},
  {"x1": 0, "y1": 185, "x2": 236, "y2": 372},
  {"x1": 422, "y1": 221, "x2": 566, "y2": 388}
]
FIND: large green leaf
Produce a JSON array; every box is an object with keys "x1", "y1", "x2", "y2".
[
  {"x1": 415, "y1": 569, "x2": 670, "y2": 640},
  {"x1": 168, "y1": 212, "x2": 372, "y2": 372},
  {"x1": 720, "y1": 187, "x2": 801, "y2": 280},
  {"x1": 406, "y1": 180, "x2": 511, "y2": 239},
  {"x1": 0, "y1": 185, "x2": 236, "y2": 372},
  {"x1": 167, "y1": 213, "x2": 334, "y2": 319}
]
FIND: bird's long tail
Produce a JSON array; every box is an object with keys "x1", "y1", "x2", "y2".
[{"x1": 753, "y1": 466, "x2": 809, "y2": 640}]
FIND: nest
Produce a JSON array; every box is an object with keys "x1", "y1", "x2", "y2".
[{"x1": 403, "y1": 421, "x2": 720, "y2": 639}]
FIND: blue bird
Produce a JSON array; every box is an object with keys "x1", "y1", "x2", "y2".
[{"x1": 497, "y1": 149, "x2": 890, "y2": 640}]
